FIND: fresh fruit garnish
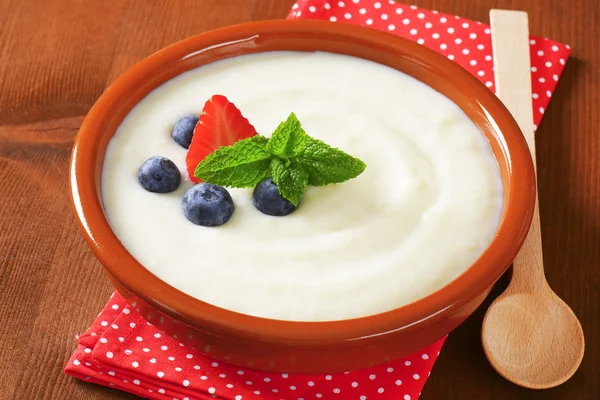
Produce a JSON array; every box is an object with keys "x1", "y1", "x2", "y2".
[
  {"x1": 195, "y1": 112, "x2": 366, "y2": 208},
  {"x1": 138, "y1": 156, "x2": 181, "y2": 193},
  {"x1": 172, "y1": 115, "x2": 199, "y2": 149},
  {"x1": 182, "y1": 183, "x2": 235, "y2": 227},
  {"x1": 186, "y1": 95, "x2": 258, "y2": 183},
  {"x1": 252, "y1": 177, "x2": 297, "y2": 216}
]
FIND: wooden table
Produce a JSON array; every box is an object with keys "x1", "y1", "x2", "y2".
[{"x1": 0, "y1": 0, "x2": 597, "y2": 399}]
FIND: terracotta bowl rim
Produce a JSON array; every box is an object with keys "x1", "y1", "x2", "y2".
[{"x1": 70, "y1": 19, "x2": 536, "y2": 346}]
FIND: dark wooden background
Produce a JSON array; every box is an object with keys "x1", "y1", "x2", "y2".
[{"x1": 0, "y1": 0, "x2": 597, "y2": 399}]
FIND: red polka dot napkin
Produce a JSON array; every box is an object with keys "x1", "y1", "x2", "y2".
[
  {"x1": 66, "y1": 292, "x2": 445, "y2": 399},
  {"x1": 66, "y1": 2, "x2": 570, "y2": 399}
]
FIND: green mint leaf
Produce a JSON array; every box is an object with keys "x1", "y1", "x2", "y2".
[
  {"x1": 271, "y1": 158, "x2": 308, "y2": 207},
  {"x1": 295, "y1": 137, "x2": 366, "y2": 186},
  {"x1": 194, "y1": 136, "x2": 272, "y2": 188},
  {"x1": 267, "y1": 112, "x2": 367, "y2": 186},
  {"x1": 266, "y1": 113, "x2": 309, "y2": 158}
]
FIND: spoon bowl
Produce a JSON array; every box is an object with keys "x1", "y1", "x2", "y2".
[{"x1": 482, "y1": 288, "x2": 585, "y2": 388}]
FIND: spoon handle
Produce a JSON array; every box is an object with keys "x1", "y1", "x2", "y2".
[{"x1": 490, "y1": 10, "x2": 547, "y2": 291}]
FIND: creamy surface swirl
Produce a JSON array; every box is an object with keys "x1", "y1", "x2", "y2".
[{"x1": 102, "y1": 51, "x2": 503, "y2": 321}]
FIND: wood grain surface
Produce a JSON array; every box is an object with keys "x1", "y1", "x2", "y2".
[{"x1": 0, "y1": 0, "x2": 598, "y2": 399}]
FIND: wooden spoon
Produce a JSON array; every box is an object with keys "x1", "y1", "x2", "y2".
[{"x1": 481, "y1": 9, "x2": 585, "y2": 389}]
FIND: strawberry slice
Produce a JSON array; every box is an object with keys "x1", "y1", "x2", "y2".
[{"x1": 186, "y1": 95, "x2": 258, "y2": 183}]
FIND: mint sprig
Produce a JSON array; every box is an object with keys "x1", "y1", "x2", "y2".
[{"x1": 195, "y1": 113, "x2": 366, "y2": 206}]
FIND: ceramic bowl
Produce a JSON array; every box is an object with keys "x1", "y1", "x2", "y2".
[{"x1": 70, "y1": 20, "x2": 536, "y2": 373}]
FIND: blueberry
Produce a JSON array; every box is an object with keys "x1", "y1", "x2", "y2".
[
  {"x1": 138, "y1": 156, "x2": 181, "y2": 193},
  {"x1": 252, "y1": 178, "x2": 298, "y2": 216},
  {"x1": 171, "y1": 115, "x2": 199, "y2": 149},
  {"x1": 183, "y1": 183, "x2": 235, "y2": 227}
]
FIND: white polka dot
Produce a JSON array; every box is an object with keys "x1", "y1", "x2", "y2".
[
  {"x1": 432, "y1": 33, "x2": 440, "y2": 39},
  {"x1": 324, "y1": 2, "x2": 331, "y2": 9},
  {"x1": 246, "y1": 381, "x2": 253, "y2": 385},
  {"x1": 292, "y1": 3, "x2": 298, "y2": 9},
  {"x1": 369, "y1": 374, "x2": 376, "y2": 380},
  {"x1": 470, "y1": 33, "x2": 477, "y2": 39},
  {"x1": 157, "y1": 371, "x2": 165, "y2": 378},
  {"x1": 422, "y1": 354, "x2": 429, "y2": 360},
  {"x1": 413, "y1": 373, "x2": 420, "y2": 380},
  {"x1": 282, "y1": 373, "x2": 289, "y2": 378},
  {"x1": 410, "y1": 28, "x2": 417, "y2": 35},
  {"x1": 272, "y1": 389, "x2": 278, "y2": 393},
  {"x1": 552, "y1": 45, "x2": 559, "y2": 51},
  {"x1": 351, "y1": 381, "x2": 358, "y2": 387},
  {"x1": 153, "y1": 332, "x2": 161, "y2": 338},
  {"x1": 161, "y1": 345, "x2": 168, "y2": 350},
  {"x1": 176, "y1": 367, "x2": 183, "y2": 372},
  {"x1": 463, "y1": 49, "x2": 470, "y2": 55},
  {"x1": 135, "y1": 336, "x2": 143, "y2": 342},
  {"x1": 338, "y1": 1, "x2": 345, "y2": 6},
  {"x1": 485, "y1": 55, "x2": 492, "y2": 61},
  {"x1": 395, "y1": 379, "x2": 402, "y2": 385},
  {"x1": 417, "y1": 38, "x2": 425, "y2": 45},
  {"x1": 129, "y1": 322, "x2": 135, "y2": 328},
  {"x1": 308, "y1": 5, "x2": 316, "y2": 12},
  {"x1": 263, "y1": 377, "x2": 271, "y2": 383},
  {"x1": 448, "y1": 27, "x2": 455, "y2": 34},
  {"x1": 106, "y1": 352, "x2": 113, "y2": 358},
  {"x1": 440, "y1": 43, "x2": 447, "y2": 50},
  {"x1": 234, "y1": 395, "x2": 240, "y2": 400},
  {"x1": 200, "y1": 375, "x2": 208, "y2": 380},
  {"x1": 193, "y1": 365, "x2": 200, "y2": 370},
  {"x1": 365, "y1": 18, "x2": 372, "y2": 25},
  {"x1": 539, "y1": 107, "x2": 545, "y2": 114},
  {"x1": 560, "y1": 58, "x2": 565, "y2": 65},
  {"x1": 307, "y1": 381, "x2": 314, "y2": 386},
  {"x1": 374, "y1": 1, "x2": 381, "y2": 8},
  {"x1": 477, "y1": 70, "x2": 485, "y2": 76},
  {"x1": 381, "y1": 13, "x2": 388, "y2": 20},
  {"x1": 553, "y1": 74, "x2": 559, "y2": 81},
  {"x1": 533, "y1": 93, "x2": 539, "y2": 99},
  {"x1": 353, "y1": 0, "x2": 360, "y2": 3},
  {"x1": 185, "y1": 354, "x2": 193, "y2": 359},
  {"x1": 238, "y1": 370, "x2": 245, "y2": 375},
  {"x1": 425, "y1": 22, "x2": 432, "y2": 29},
  {"x1": 317, "y1": 395, "x2": 323, "y2": 399},
  {"x1": 133, "y1": 379, "x2": 140, "y2": 385},
  {"x1": 538, "y1": 50, "x2": 544, "y2": 56},
  {"x1": 395, "y1": 7, "x2": 403, "y2": 14},
  {"x1": 168, "y1": 356, "x2": 175, "y2": 361},
  {"x1": 448, "y1": 55, "x2": 455, "y2": 60},
  {"x1": 290, "y1": 385, "x2": 296, "y2": 390},
  {"x1": 132, "y1": 361, "x2": 139, "y2": 368},
  {"x1": 111, "y1": 304, "x2": 119, "y2": 310},
  {"x1": 150, "y1": 358, "x2": 157, "y2": 363},
  {"x1": 360, "y1": 397, "x2": 366, "y2": 400},
  {"x1": 455, "y1": 38, "x2": 462, "y2": 44},
  {"x1": 485, "y1": 28, "x2": 491, "y2": 34},
  {"x1": 330, "y1": 16, "x2": 337, "y2": 22},
  {"x1": 440, "y1": 17, "x2": 447, "y2": 23},
  {"x1": 99, "y1": 337, "x2": 108, "y2": 344},
  {"x1": 73, "y1": 359, "x2": 80, "y2": 366},
  {"x1": 100, "y1": 321, "x2": 108, "y2": 327},
  {"x1": 470, "y1": 60, "x2": 477, "y2": 66},
  {"x1": 539, "y1": 77, "x2": 546, "y2": 83},
  {"x1": 359, "y1": 8, "x2": 367, "y2": 14},
  {"x1": 387, "y1": 24, "x2": 395, "y2": 30},
  {"x1": 531, "y1": 66, "x2": 538, "y2": 72},
  {"x1": 253, "y1": 391, "x2": 260, "y2": 395},
  {"x1": 208, "y1": 387, "x2": 216, "y2": 394},
  {"x1": 83, "y1": 348, "x2": 91, "y2": 354},
  {"x1": 226, "y1": 384, "x2": 233, "y2": 388},
  {"x1": 325, "y1": 375, "x2": 332, "y2": 380},
  {"x1": 111, "y1": 324, "x2": 118, "y2": 329},
  {"x1": 417, "y1": 13, "x2": 425, "y2": 19},
  {"x1": 333, "y1": 388, "x2": 341, "y2": 394},
  {"x1": 404, "y1": 361, "x2": 411, "y2": 366},
  {"x1": 108, "y1": 371, "x2": 115, "y2": 376},
  {"x1": 122, "y1": 308, "x2": 130, "y2": 314},
  {"x1": 378, "y1": 388, "x2": 385, "y2": 393},
  {"x1": 403, "y1": 18, "x2": 410, "y2": 25},
  {"x1": 404, "y1": 395, "x2": 411, "y2": 400},
  {"x1": 530, "y1": 39, "x2": 536, "y2": 45},
  {"x1": 546, "y1": 90, "x2": 552, "y2": 97},
  {"x1": 344, "y1": 12, "x2": 352, "y2": 19}
]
